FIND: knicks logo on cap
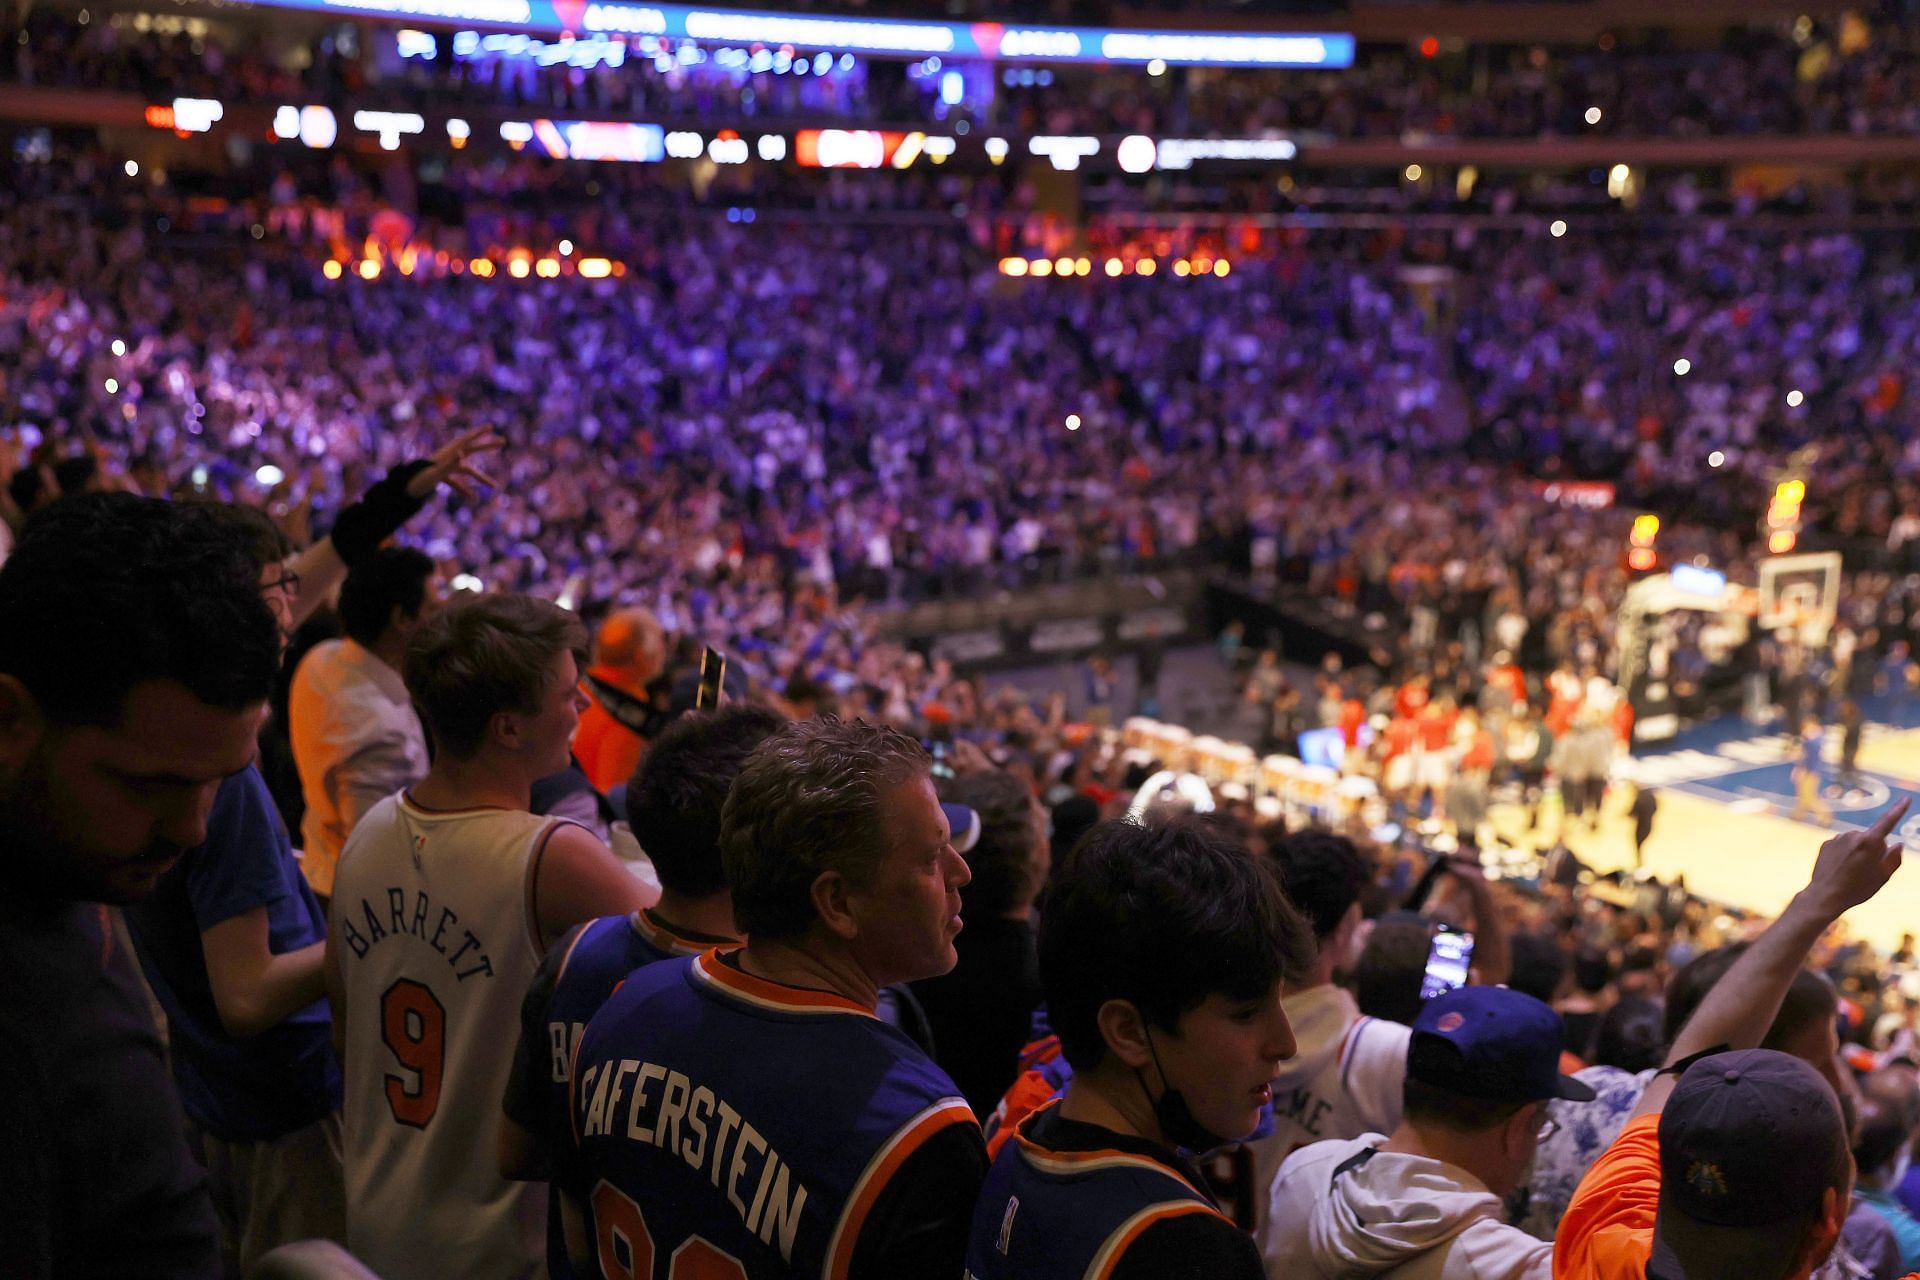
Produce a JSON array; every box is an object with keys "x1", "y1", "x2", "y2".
[
  {"x1": 1686, "y1": 1160, "x2": 1730, "y2": 1198},
  {"x1": 1436, "y1": 1013, "x2": 1465, "y2": 1033}
]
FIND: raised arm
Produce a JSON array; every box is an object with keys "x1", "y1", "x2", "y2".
[
  {"x1": 1632, "y1": 799, "x2": 1908, "y2": 1121},
  {"x1": 286, "y1": 429, "x2": 502, "y2": 629}
]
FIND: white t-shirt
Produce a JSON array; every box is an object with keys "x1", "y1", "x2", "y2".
[{"x1": 1244, "y1": 983, "x2": 1410, "y2": 1232}]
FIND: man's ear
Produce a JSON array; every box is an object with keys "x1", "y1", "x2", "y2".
[
  {"x1": 1792, "y1": 1182, "x2": 1848, "y2": 1279},
  {"x1": 809, "y1": 869, "x2": 858, "y2": 943},
  {"x1": 1096, "y1": 998, "x2": 1154, "y2": 1072},
  {"x1": 0, "y1": 676, "x2": 47, "y2": 770},
  {"x1": 489, "y1": 709, "x2": 523, "y2": 754}
]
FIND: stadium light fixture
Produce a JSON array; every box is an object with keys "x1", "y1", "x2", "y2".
[
  {"x1": 1104, "y1": 258, "x2": 1124, "y2": 277},
  {"x1": 1786, "y1": 389, "x2": 1804, "y2": 407},
  {"x1": 1065, "y1": 414, "x2": 1082, "y2": 431},
  {"x1": 1136, "y1": 259, "x2": 1156, "y2": 276},
  {"x1": 1213, "y1": 259, "x2": 1230, "y2": 277},
  {"x1": 1030, "y1": 259, "x2": 1053, "y2": 278},
  {"x1": 1673, "y1": 358, "x2": 1691, "y2": 376},
  {"x1": 1000, "y1": 257, "x2": 1029, "y2": 277},
  {"x1": 1549, "y1": 219, "x2": 1567, "y2": 238},
  {"x1": 1708, "y1": 451, "x2": 1725, "y2": 468},
  {"x1": 1173, "y1": 260, "x2": 1191, "y2": 276},
  {"x1": 1116, "y1": 134, "x2": 1157, "y2": 174},
  {"x1": 111, "y1": 339, "x2": 127, "y2": 356},
  {"x1": 323, "y1": 260, "x2": 343, "y2": 280},
  {"x1": 358, "y1": 259, "x2": 381, "y2": 280},
  {"x1": 1403, "y1": 163, "x2": 1421, "y2": 182},
  {"x1": 1585, "y1": 106, "x2": 1602, "y2": 125},
  {"x1": 1147, "y1": 58, "x2": 1166, "y2": 75},
  {"x1": 124, "y1": 160, "x2": 139, "y2": 177}
]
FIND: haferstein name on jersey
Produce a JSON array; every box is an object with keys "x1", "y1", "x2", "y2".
[
  {"x1": 337, "y1": 886, "x2": 496, "y2": 982},
  {"x1": 577, "y1": 1057, "x2": 810, "y2": 1263}
]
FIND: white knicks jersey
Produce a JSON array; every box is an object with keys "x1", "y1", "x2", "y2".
[{"x1": 333, "y1": 791, "x2": 569, "y2": 1280}]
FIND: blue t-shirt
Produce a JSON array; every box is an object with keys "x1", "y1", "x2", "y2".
[{"x1": 124, "y1": 767, "x2": 341, "y2": 1142}]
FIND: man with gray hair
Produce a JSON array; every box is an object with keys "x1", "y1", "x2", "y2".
[{"x1": 565, "y1": 717, "x2": 988, "y2": 1279}]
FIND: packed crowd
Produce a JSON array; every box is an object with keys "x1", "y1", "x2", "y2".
[
  {"x1": 10, "y1": 3, "x2": 1920, "y2": 141},
  {"x1": 12, "y1": 150, "x2": 1920, "y2": 734},
  {"x1": 8, "y1": 483, "x2": 1920, "y2": 1280}
]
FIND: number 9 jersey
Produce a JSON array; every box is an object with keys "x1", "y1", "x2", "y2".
[{"x1": 333, "y1": 791, "x2": 574, "y2": 1280}]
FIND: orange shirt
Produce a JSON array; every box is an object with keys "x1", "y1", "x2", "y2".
[
  {"x1": 574, "y1": 664, "x2": 649, "y2": 794},
  {"x1": 1554, "y1": 1114, "x2": 1661, "y2": 1280}
]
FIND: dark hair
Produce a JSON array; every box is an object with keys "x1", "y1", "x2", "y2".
[
  {"x1": 1353, "y1": 912, "x2": 1434, "y2": 1027},
  {"x1": 1039, "y1": 816, "x2": 1314, "y2": 1071},
  {"x1": 626, "y1": 705, "x2": 787, "y2": 899},
  {"x1": 1508, "y1": 932, "x2": 1569, "y2": 1005},
  {"x1": 188, "y1": 499, "x2": 294, "y2": 569},
  {"x1": 338, "y1": 547, "x2": 436, "y2": 648},
  {"x1": 51, "y1": 453, "x2": 97, "y2": 496},
  {"x1": 1664, "y1": 945, "x2": 1838, "y2": 1051},
  {"x1": 1572, "y1": 944, "x2": 1614, "y2": 995},
  {"x1": 0, "y1": 494, "x2": 280, "y2": 725},
  {"x1": 720, "y1": 718, "x2": 931, "y2": 940},
  {"x1": 1267, "y1": 828, "x2": 1372, "y2": 942},
  {"x1": 947, "y1": 769, "x2": 1042, "y2": 918},
  {"x1": 1402, "y1": 1077, "x2": 1529, "y2": 1135},
  {"x1": 1591, "y1": 995, "x2": 1667, "y2": 1073},
  {"x1": 1852, "y1": 1094, "x2": 1913, "y2": 1176},
  {"x1": 403, "y1": 593, "x2": 589, "y2": 759}
]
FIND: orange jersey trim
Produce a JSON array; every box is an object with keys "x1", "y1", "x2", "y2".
[
  {"x1": 1008, "y1": 1101, "x2": 1213, "y2": 1202},
  {"x1": 630, "y1": 909, "x2": 731, "y2": 958},
  {"x1": 824, "y1": 1098, "x2": 978, "y2": 1280},
  {"x1": 1087, "y1": 1203, "x2": 1226, "y2": 1280},
  {"x1": 689, "y1": 949, "x2": 874, "y2": 1017}
]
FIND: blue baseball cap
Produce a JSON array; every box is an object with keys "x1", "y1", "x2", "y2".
[
  {"x1": 1647, "y1": 1049, "x2": 1849, "y2": 1280},
  {"x1": 1408, "y1": 987, "x2": 1596, "y2": 1104}
]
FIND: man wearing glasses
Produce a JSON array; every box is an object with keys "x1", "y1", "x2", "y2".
[{"x1": 1261, "y1": 986, "x2": 1594, "y2": 1279}]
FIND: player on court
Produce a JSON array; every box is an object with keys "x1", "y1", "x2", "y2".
[
  {"x1": 501, "y1": 704, "x2": 786, "y2": 1279},
  {"x1": 325, "y1": 593, "x2": 650, "y2": 1279},
  {"x1": 566, "y1": 719, "x2": 987, "y2": 1278}
]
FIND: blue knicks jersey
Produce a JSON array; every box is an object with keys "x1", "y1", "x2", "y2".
[
  {"x1": 572, "y1": 950, "x2": 976, "y2": 1279},
  {"x1": 536, "y1": 911, "x2": 716, "y2": 1280},
  {"x1": 965, "y1": 1102, "x2": 1229, "y2": 1280}
]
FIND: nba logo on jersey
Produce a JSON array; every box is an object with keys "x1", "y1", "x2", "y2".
[{"x1": 997, "y1": 1196, "x2": 1019, "y2": 1254}]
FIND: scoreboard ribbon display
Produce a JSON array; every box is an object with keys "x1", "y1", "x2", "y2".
[{"x1": 247, "y1": 0, "x2": 1355, "y2": 68}]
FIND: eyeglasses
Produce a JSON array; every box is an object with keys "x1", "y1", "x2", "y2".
[
  {"x1": 1536, "y1": 1115, "x2": 1561, "y2": 1143},
  {"x1": 261, "y1": 571, "x2": 301, "y2": 598}
]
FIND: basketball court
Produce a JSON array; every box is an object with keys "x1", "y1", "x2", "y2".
[
  {"x1": 1486, "y1": 700, "x2": 1920, "y2": 950},
  {"x1": 1482, "y1": 552, "x2": 1920, "y2": 951}
]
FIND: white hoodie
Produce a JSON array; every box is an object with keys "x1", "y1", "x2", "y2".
[{"x1": 1260, "y1": 1136, "x2": 1551, "y2": 1280}]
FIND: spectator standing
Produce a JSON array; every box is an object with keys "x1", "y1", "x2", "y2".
[
  {"x1": 499, "y1": 704, "x2": 784, "y2": 1280},
  {"x1": 326, "y1": 593, "x2": 649, "y2": 1279},
  {"x1": 1852, "y1": 1074, "x2": 1920, "y2": 1274},
  {"x1": 909, "y1": 766, "x2": 1050, "y2": 1117},
  {"x1": 967, "y1": 817, "x2": 1312, "y2": 1280},
  {"x1": 566, "y1": 719, "x2": 986, "y2": 1278},
  {"x1": 0, "y1": 494, "x2": 280, "y2": 1278},
  {"x1": 1262, "y1": 986, "x2": 1594, "y2": 1278},
  {"x1": 574, "y1": 607, "x2": 666, "y2": 795},
  {"x1": 1554, "y1": 800, "x2": 1910, "y2": 1280},
  {"x1": 289, "y1": 546, "x2": 437, "y2": 904}
]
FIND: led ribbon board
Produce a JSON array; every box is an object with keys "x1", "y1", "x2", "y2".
[{"x1": 235, "y1": 0, "x2": 1354, "y2": 67}]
